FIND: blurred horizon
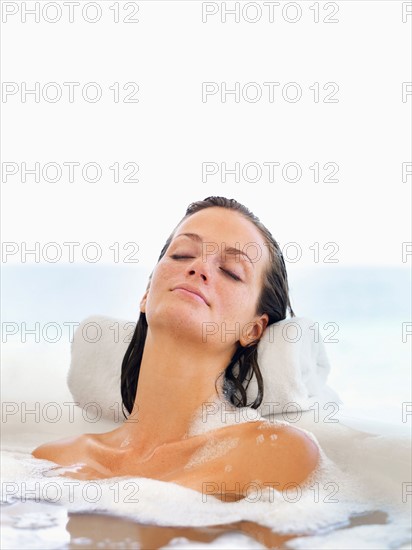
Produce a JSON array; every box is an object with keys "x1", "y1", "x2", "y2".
[{"x1": 1, "y1": 264, "x2": 411, "y2": 423}]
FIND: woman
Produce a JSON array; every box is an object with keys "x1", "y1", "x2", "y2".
[{"x1": 32, "y1": 196, "x2": 320, "y2": 501}]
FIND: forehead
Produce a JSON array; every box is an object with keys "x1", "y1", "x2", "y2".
[{"x1": 173, "y1": 207, "x2": 270, "y2": 269}]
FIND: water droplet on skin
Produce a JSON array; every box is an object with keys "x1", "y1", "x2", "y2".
[
  {"x1": 270, "y1": 434, "x2": 278, "y2": 441},
  {"x1": 257, "y1": 421, "x2": 273, "y2": 429},
  {"x1": 256, "y1": 434, "x2": 265, "y2": 444},
  {"x1": 224, "y1": 464, "x2": 232, "y2": 472}
]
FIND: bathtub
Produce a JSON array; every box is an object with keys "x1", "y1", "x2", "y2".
[{"x1": 1, "y1": 384, "x2": 411, "y2": 550}]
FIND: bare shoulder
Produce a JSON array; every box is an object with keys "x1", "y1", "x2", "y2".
[{"x1": 236, "y1": 420, "x2": 320, "y2": 489}]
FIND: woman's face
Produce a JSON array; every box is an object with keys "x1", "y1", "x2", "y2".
[{"x1": 141, "y1": 207, "x2": 270, "y2": 350}]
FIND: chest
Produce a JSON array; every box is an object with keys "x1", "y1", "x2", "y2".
[{"x1": 57, "y1": 423, "x2": 257, "y2": 499}]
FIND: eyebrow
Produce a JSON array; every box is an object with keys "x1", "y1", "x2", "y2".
[{"x1": 173, "y1": 232, "x2": 255, "y2": 268}]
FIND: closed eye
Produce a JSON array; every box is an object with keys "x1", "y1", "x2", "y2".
[
  {"x1": 170, "y1": 255, "x2": 242, "y2": 281},
  {"x1": 221, "y1": 269, "x2": 242, "y2": 281},
  {"x1": 220, "y1": 267, "x2": 241, "y2": 281}
]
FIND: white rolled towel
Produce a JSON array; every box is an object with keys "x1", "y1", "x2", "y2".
[
  {"x1": 67, "y1": 315, "x2": 342, "y2": 421},
  {"x1": 249, "y1": 317, "x2": 342, "y2": 416}
]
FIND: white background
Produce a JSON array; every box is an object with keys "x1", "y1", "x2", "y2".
[
  {"x1": 1, "y1": 0, "x2": 411, "y2": 268},
  {"x1": 1, "y1": 1, "x2": 411, "y2": 422}
]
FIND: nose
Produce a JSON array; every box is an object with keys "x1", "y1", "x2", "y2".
[{"x1": 186, "y1": 256, "x2": 209, "y2": 281}]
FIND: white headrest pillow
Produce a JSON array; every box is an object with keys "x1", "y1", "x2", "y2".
[{"x1": 67, "y1": 315, "x2": 341, "y2": 421}]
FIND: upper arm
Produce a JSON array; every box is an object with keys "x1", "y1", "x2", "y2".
[
  {"x1": 240, "y1": 422, "x2": 320, "y2": 492},
  {"x1": 32, "y1": 434, "x2": 87, "y2": 465}
]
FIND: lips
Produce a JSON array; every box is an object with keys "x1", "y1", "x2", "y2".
[{"x1": 172, "y1": 284, "x2": 209, "y2": 306}]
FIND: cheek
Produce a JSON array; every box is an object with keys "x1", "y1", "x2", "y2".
[
  {"x1": 153, "y1": 261, "x2": 177, "y2": 285},
  {"x1": 145, "y1": 265, "x2": 170, "y2": 307},
  {"x1": 217, "y1": 286, "x2": 257, "y2": 318}
]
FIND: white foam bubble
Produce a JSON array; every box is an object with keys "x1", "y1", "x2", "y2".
[
  {"x1": 184, "y1": 437, "x2": 240, "y2": 470},
  {"x1": 160, "y1": 532, "x2": 266, "y2": 549},
  {"x1": 1, "y1": 398, "x2": 411, "y2": 549}
]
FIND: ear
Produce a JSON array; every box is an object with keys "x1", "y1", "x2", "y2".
[
  {"x1": 140, "y1": 288, "x2": 149, "y2": 313},
  {"x1": 240, "y1": 313, "x2": 269, "y2": 347}
]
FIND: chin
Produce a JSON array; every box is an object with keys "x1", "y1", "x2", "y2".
[{"x1": 150, "y1": 311, "x2": 211, "y2": 343}]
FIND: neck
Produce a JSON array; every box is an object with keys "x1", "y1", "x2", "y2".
[{"x1": 119, "y1": 328, "x2": 237, "y2": 454}]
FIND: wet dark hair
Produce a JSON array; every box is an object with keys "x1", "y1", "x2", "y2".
[{"x1": 120, "y1": 196, "x2": 295, "y2": 418}]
